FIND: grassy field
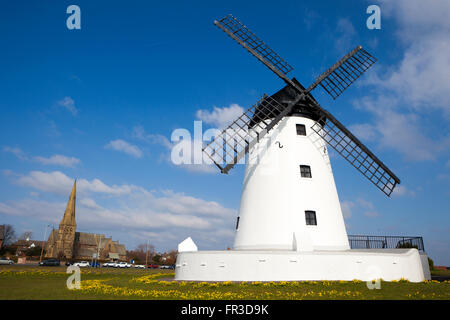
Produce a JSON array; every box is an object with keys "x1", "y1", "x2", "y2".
[
  {"x1": 0, "y1": 265, "x2": 449, "y2": 300},
  {"x1": 431, "y1": 268, "x2": 450, "y2": 277}
]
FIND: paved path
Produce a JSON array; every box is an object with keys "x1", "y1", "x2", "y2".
[{"x1": 431, "y1": 275, "x2": 450, "y2": 282}]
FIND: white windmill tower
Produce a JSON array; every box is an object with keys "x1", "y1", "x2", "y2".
[{"x1": 175, "y1": 15, "x2": 431, "y2": 282}]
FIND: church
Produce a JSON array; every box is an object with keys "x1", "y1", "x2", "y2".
[{"x1": 45, "y1": 180, "x2": 127, "y2": 261}]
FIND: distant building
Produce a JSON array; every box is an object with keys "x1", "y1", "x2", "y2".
[
  {"x1": 45, "y1": 180, "x2": 126, "y2": 261},
  {"x1": 10, "y1": 239, "x2": 46, "y2": 256}
]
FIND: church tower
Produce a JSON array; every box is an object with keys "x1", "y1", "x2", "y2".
[{"x1": 54, "y1": 180, "x2": 77, "y2": 259}]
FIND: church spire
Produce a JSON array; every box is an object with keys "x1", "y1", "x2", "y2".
[{"x1": 60, "y1": 180, "x2": 76, "y2": 226}]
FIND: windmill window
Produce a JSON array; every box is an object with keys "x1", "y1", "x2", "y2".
[
  {"x1": 296, "y1": 124, "x2": 306, "y2": 136},
  {"x1": 236, "y1": 217, "x2": 240, "y2": 230},
  {"x1": 300, "y1": 165, "x2": 312, "y2": 178},
  {"x1": 305, "y1": 211, "x2": 317, "y2": 225}
]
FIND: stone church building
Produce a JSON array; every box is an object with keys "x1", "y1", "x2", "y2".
[{"x1": 45, "y1": 180, "x2": 126, "y2": 261}]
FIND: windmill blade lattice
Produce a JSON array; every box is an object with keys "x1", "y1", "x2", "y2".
[
  {"x1": 307, "y1": 46, "x2": 377, "y2": 99},
  {"x1": 310, "y1": 112, "x2": 400, "y2": 196},
  {"x1": 203, "y1": 95, "x2": 291, "y2": 174},
  {"x1": 214, "y1": 15, "x2": 300, "y2": 91}
]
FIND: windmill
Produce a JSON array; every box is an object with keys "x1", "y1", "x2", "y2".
[
  {"x1": 205, "y1": 14, "x2": 399, "y2": 196},
  {"x1": 175, "y1": 15, "x2": 430, "y2": 282}
]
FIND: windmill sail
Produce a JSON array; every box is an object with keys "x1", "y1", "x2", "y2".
[
  {"x1": 203, "y1": 95, "x2": 292, "y2": 174},
  {"x1": 307, "y1": 46, "x2": 377, "y2": 99},
  {"x1": 310, "y1": 107, "x2": 400, "y2": 196},
  {"x1": 214, "y1": 15, "x2": 301, "y2": 91}
]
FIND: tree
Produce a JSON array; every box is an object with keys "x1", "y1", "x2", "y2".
[
  {"x1": 26, "y1": 246, "x2": 43, "y2": 257},
  {"x1": 164, "y1": 250, "x2": 178, "y2": 265},
  {"x1": 137, "y1": 243, "x2": 155, "y2": 255},
  {"x1": 153, "y1": 254, "x2": 162, "y2": 263},
  {"x1": 2, "y1": 224, "x2": 16, "y2": 246},
  {"x1": 126, "y1": 243, "x2": 155, "y2": 264},
  {"x1": 19, "y1": 231, "x2": 33, "y2": 241}
]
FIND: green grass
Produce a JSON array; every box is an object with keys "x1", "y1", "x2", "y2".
[
  {"x1": 431, "y1": 268, "x2": 450, "y2": 277},
  {"x1": 0, "y1": 265, "x2": 449, "y2": 300}
]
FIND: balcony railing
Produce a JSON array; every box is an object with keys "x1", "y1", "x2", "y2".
[{"x1": 347, "y1": 235, "x2": 425, "y2": 252}]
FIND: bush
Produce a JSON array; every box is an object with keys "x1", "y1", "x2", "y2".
[
  {"x1": 397, "y1": 242, "x2": 419, "y2": 249},
  {"x1": 25, "y1": 246, "x2": 43, "y2": 257},
  {"x1": 428, "y1": 257, "x2": 434, "y2": 270},
  {"x1": 0, "y1": 246, "x2": 17, "y2": 256}
]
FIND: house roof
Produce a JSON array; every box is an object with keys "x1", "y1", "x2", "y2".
[
  {"x1": 75, "y1": 232, "x2": 107, "y2": 246},
  {"x1": 13, "y1": 239, "x2": 46, "y2": 247}
]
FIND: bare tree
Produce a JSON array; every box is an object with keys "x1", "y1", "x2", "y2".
[
  {"x1": 2, "y1": 224, "x2": 16, "y2": 245},
  {"x1": 164, "y1": 250, "x2": 178, "y2": 265},
  {"x1": 19, "y1": 231, "x2": 33, "y2": 240},
  {"x1": 137, "y1": 243, "x2": 155, "y2": 255},
  {"x1": 126, "y1": 243, "x2": 155, "y2": 264}
]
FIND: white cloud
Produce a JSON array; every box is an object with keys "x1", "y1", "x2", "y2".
[
  {"x1": 367, "y1": 1, "x2": 450, "y2": 111},
  {"x1": 348, "y1": 1, "x2": 450, "y2": 165},
  {"x1": 348, "y1": 123, "x2": 377, "y2": 142},
  {"x1": 391, "y1": 185, "x2": 415, "y2": 197},
  {"x1": 15, "y1": 171, "x2": 74, "y2": 195},
  {"x1": 34, "y1": 154, "x2": 80, "y2": 167},
  {"x1": 3, "y1": 147, "x2": 81, "y2": 167},
  {"x1": 196, "y1": 104, "x2": 244, "y2": 129},
  {"x1": 105, "y1": 139, "x2": 143, "y2": 158},
  {"x1": 57, "y1": 96, "x2": 78, "y2": 116},
  {"x1": 334, "y1": 18, "x2": 357, "y2": 54},
  {"x1": 352, "y1": 97, "x2": 449, "y2": 162},
  {"x1": 340, "y1": 201, "x2": 355, "y2": 219},
  {"x1": 132, "y1": 125, "x2": 172, "y2": 149},
  {"x1": 132, "y1": 125, "x2": 218, "y2": 174},
  {"x1": 179, "y1": 164, "x2": 217, "y2": 174},
  {"x1": 11, "y1": 170, "x2": 136, "y2": 196},
  {"x1": 154, "y1": 190, "x2": 235, "y2": 217},
  {"x1": 364, "y1": 211, "x2": 379, "y2": 218},
  {"x1": 0, "y1": 199, "x2": 66, "y2": 223},
  {"x1": 340, "y1": 198, "x2": 379, "y2": 219},
  {"x1": 79, "y1": 198, "x2": 102, "y2": 209},
  {"x1": 3, "y1": 146, "x2": 27, "y2": 160},
  {"x1": 365, "y1": 36, "x2": 450, "y2": 113}
]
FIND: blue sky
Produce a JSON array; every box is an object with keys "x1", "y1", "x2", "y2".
[{"x1": 0, "y1": 1, "x2": 449, "y2": 264}]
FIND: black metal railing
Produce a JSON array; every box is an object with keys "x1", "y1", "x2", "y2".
[{"x1": 347, "y1": 235, "x2": 425, "y2": 252}]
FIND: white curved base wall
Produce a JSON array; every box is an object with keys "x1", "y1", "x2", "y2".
[{"x1": 175, "y1": 249, "x2": 431, "y2": 283}]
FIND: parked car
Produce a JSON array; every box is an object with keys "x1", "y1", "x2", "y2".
[
  {"x1": 39, "y1": 259, "x2": 60, "y2": 266},
  {"x1": 102, "y1": 262, "x2": 112, "y2": 267},
  {"x1": 65, "y1": 261, "x2": 74, "y2": 266},
  {"x1": 0, "y1": 257, "x2": 14, "y2": 265},
  {"x1": 134, "y1": 264, "x2": 146, "y2": 269},
  {"x1": 117, "y1": 261, "x2": 132, "y2": 268},
  {"x1": 147, "y1": 264, "x2": 160, "y2": 269},
  {"x1": 73, "y1": 261, "x2": 90, "y2": 267},
  {"x1": 159, "y1": 265, "x2": 171, "y2": 269},
  {"x1": 90, "y1": 261, "x2": 100, "y2": 268}
]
